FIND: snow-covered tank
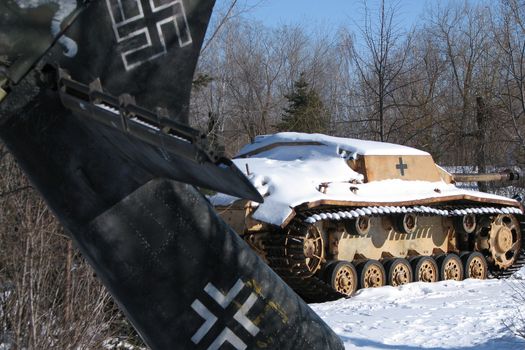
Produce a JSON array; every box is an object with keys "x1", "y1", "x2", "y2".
[{"x1": 210, "y1": 133, "x2": 524, "y2": 302}]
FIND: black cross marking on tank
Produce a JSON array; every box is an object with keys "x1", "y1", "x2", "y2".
[{"x1": 396, "y1": 157, "x2": 408, "y2": 176}]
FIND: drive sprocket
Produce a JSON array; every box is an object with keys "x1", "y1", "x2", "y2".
[{"x1": 479, "y1": 214, "x2": 522, "y2": 270}]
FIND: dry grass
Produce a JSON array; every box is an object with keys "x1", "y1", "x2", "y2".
[{"x1": 0, "y1": 143, "x2": 145, "y2": 349}]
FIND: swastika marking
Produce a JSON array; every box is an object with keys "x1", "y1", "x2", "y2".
[
  {"x1": 191, "y1": 279, "x2": 260, "y2": 350},
  {"x1": 105, "y1": 0, "x2": 193, "y2": 71}
]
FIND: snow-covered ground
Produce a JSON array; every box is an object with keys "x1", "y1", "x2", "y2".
[
  {"x1": 311, "y1": 272, "x2": 525, "y2": 349},
  {"x1": 4, "y1": 275, "x2": 525, "y2": 349}
]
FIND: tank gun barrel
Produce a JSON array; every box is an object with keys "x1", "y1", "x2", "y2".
[{"x1": 452, "y1": 170, "x2": 520, "y2": 183}]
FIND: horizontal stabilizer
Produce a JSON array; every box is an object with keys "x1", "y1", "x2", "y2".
[{"x1": 57, "y1": 71, "x2": 262, "y2": 203}]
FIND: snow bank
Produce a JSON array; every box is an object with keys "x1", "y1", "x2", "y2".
[
  {"x1": 311, "y1": 277, "x2": 525, "y2": 349},
  {"x1": 237, "y1": 132, "x2": 430, "y2": 157}
]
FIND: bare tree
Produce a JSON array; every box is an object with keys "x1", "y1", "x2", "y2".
[
  {"x1": 190, "y1": 0, "x2": 525, "y2": 175},
  {"x1": 192, "y1": 18, "x2": 343, "y2": 153},
  {"x1": 426, "y1": 2, "x2": 499, "y2": 166},
  {"x1": 351, "y1": 0, "x2": 414, "y2": 141},
  {"x1": 492, "y1": 0, "x2": 525, "y2": 161}
]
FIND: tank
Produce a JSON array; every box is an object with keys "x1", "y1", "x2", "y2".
[{"x1": 211, "y1": 132, "x2": 525, "y2": 302}]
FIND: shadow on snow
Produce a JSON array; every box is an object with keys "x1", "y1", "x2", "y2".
[{"x1": 340, "y1": 335, "x2": 525, "y2": 350}]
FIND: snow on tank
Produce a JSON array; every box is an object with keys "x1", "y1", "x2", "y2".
[{"x1": 210, "y1": 132, "x2": 520, "y2": 226}]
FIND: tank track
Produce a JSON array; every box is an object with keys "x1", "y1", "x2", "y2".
[
  {"x1": 263, "y1": 220, "x2": 345, "y2": 303},
  {"x1": 303, "y1": 205, "x2": 522, "y2": 224},
  {"x1": 261, "y1": 204, "x2": 524, "y2": 303}
]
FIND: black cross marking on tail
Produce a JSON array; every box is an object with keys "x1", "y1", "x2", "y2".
[
  {"x1": 191, "y1": 279, "x2": 260, "y2": 349},
  {"x1": 396, "y1": 157, "x2": 408, "y2": 176}
]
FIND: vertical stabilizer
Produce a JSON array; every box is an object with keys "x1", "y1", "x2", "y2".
[{"x1": 57, "y1": 0, "x2": 215, "y2": 123}]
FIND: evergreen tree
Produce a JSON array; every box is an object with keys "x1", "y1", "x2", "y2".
[{"x1": 277, "y1": 73, "x2": 329, "y2": 133}]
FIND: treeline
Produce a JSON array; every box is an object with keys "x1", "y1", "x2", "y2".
[{"x1": 191, "y1": 0, "x2": 525, "y2": 171}]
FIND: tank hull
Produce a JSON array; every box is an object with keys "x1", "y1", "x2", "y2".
[{"x1": 218, "y1": 200, "x2": 524, "y2": 302}]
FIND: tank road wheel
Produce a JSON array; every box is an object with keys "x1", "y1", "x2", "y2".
[
  {"x1": 357, "y1": 260, "x2": 386, "y2": 289},
  {"x1": 355, "y1": 216, "x2": 371, "y2": 236},
  {"x1": 411, "y1": 256, "x2": 438, "y2": 283},
  {"x1": 436, "y1": 254, "x2": 463, "y2": 281},
  {"x1": 326, "y1": 261, "x2": 358, "y2": 297},
  {"x1": 460, "y1": 214, "x2": 477, "y2": 234},
  {"x1": 384, "y1": 258, "x2": 412, "y2": 286},
  {"x1": 484, "y1": 214, "x2": 521, "y2": 270},
  {"x1": 302, "y1": 224, "x2": 325, "y2": 274},
  {"x1": 461, "y1": 252, "x2": 488, "y2": 280},
  {"x1": 395, "y1": 213, "x2": 418, "y2": 234}
]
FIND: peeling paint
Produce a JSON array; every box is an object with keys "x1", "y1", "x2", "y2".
[
  {"x1": 15, "y1": 0, "x2": 78, "y2": 57},
  {"x1": 246, "y1": 279, "x2": 289, "y2": 325}
]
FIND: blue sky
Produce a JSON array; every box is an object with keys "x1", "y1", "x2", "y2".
[{"x1": 240, "y1": 0, "x2": 431, "y2": 31}]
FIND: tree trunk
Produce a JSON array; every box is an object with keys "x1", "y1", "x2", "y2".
[{"x1": 476, "y1": 96, "x2": 488, "y2": 192}]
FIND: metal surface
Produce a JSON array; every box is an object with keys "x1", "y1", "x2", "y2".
[
  {"x1": 437, "y1": 254, "x2": 463, "y2": 281},
  {"x1": 216, "y1": 136, "x2": 524, "y2": 302},
  {"x1": 385, "y1": 258, "x2": 412, "y2": 286},
  {"x1": 412, "y1": 257, "x2": 438, "y2": 283},
  {"x1": 82, "y1": 179, "x2": 343, "y2": 349},
  {"x1": 329, "y1": 261, "x2": 358, "y2": 297},
  {"x1": 56, "y1": 71, "x2": 263, "y2": 202},
  {"x1": 0, "y1": 0, "x2": 345, "y2": 348},
  {"x1": 357, "y1": 260, "x2": 386, "y2": 289},
  {"x1": 304, "y1": 205, "x2": 523, "y2": 224},
  {"x1": 234, "y1": 201, "x2": 524, "y2": 302},
  {"x1": 480, "y1": 214, "x2": 522, "y2": 270},
  {"x1": 462, "y1": 252, "x2": 488, "y2": 279},
  {"x1": 0, "y1": 108, "x2": 344, "y2": 348},
  {"x1": 452, "y1": 171, "x2": 520, "y2": 183}
]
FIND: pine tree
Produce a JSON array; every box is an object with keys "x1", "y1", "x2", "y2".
[{"x1": 277, "y1": 73, "x2": 329, "y2": 133}]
